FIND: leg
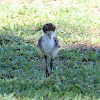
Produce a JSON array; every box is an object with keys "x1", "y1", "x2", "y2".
[
  {"x1": 50, "y1": 58, "x2": 53, "y2": 74},
  {"x1": 44, "y1": 55, "x2": 49, "y2": 77}
]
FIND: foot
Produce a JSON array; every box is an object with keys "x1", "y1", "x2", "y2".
[{"x1": 46, "y1": 71, "x2": 50, "y2": 77}]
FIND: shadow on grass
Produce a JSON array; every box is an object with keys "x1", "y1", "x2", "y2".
[{"x1": 0, "y1": 28, "x2": 100, "y2": 99}]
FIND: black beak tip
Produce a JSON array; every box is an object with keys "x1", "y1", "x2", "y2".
[{"x1": 48, "y1": 34, "x2": 51, "y2": 39}]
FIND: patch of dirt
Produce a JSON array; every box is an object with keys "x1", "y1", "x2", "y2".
[
  {"x1": 63, "y1": 42, "x2": 100, "y2": 51},
  {"x1": 88, "y1": 28, "x2": 100, "y2": 36}
]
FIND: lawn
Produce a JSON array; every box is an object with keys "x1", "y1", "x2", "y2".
[{"x1": 0, "y1": 0, "x2": 100, "y2": 100}]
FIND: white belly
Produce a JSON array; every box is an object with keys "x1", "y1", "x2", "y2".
[{"x1": 41, "y1": 38, "x2": 55, "y2": 55}]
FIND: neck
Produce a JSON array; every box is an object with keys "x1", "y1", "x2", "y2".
[{"x1": 43, "y1": 31, "x2": 55, "y2": 39}]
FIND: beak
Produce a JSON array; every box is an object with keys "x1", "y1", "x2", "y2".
[{"x1": 48, "y1": 33, "x2": 51, "y2": 39}]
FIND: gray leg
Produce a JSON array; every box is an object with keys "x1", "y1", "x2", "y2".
[
  {"x1": 44, "y1": 55, "x2": 49, "y2": 77},
  {"x1": 50, "y1": 58, "x2": 53, "y2": 74}
]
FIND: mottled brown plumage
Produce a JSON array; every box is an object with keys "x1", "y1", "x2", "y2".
[
  {"x1": 37, "y1": 23, "x2": 60, "y2": 77},
  {"x1": 42, "y1": 23, "x2": 56, "y2": 33},
  {"x1": 37, "y1": 36, "x2": 60, "y2": 51}
]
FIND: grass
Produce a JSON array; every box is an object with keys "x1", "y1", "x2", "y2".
[{"x1": 0, "y1": 0, "x2": 100, "y2": 99}]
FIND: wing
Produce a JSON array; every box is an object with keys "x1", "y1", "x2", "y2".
[
  {"x1": 36, "y1": 36, "x2": 43, "y2": 47},
  {"x1": 54, "y1": 37, "x2": 60, "y2": 48}
]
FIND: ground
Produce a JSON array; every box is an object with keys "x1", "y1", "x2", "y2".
[{"x1": 0, "y1": 0, "x2": 100, "y2": 100}]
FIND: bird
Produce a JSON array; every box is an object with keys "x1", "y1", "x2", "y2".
[{"x1": 36, "y1": 23, "x2": 60, "y2": 77}]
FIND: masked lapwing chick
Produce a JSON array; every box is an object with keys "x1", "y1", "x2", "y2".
[{"x1": 37, "y1": 23, "x2": 60, "y2": 77}]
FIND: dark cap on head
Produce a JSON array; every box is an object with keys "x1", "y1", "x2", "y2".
[{"x1": 42, "y1": 23, "x2": 56, "y2": 33}]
